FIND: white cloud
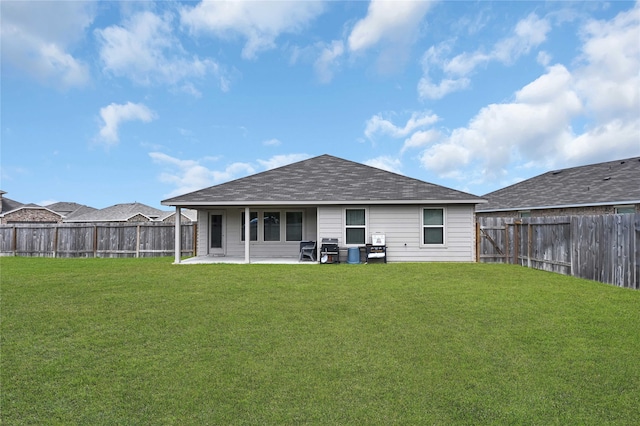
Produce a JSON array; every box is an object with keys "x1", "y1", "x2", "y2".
[
  {"x1": 348, "y1": 1, "x2": 433, "y2": 52},
  {"x1": 417, "y1": 76, "x2": 470, "y2": 100},
  {"x1": 420, "y1": 64, "x2": 582, "y2": 178},
  {"x1": 401, "y1": 129, "x2": 441, "y2": 154},
  {"x1": 150, "y1": 152, "x2": 256, "y2": 197},
  {"x1": 314, "y1": 40, "x2": 345, "y2": 84},
  {"x1": 492, "y1": 13, "x2": 551, "y2": 63},
  {"x1": 575, "y1": 3, "x2": 640, "y2": 122},
  {"x1": 364, "y1": 156, "x2": 403, "y2": 174},
  {"x1": 1, "y1": 1, "x2": 94, "y2": 88},
  {"x1": 180, "y1": 1, "x2": 325, "y2": 60},
  {"x1": 365, "y1": 111, "x2": 439, "y2": 140},
  {"x1": 257, "y1": 154, "x2": 310, "y2": 170},
  {"x1": 419, "y1": 13, "x2": 551, "y2": 99},
  {"x1": 263, "y1": 138, "x2": 282, "y2": 147},
  {"x1": 96, "y1": 11, "x2": 227, "y2": 91},
  {"x1": 97, "y1": 102, "x2": 157, "y2": 146},
  {"x1": 418, "y1": 2, "x2": 640, "y2": 184}
]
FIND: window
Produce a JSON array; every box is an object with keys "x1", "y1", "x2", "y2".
[
  {"x1": 263, "y1": 212, "x2": 281, "y2": 241},
  {"x1": 423, "y1": 208, "x2": 444, "y2": 245},
  {"x1": 345, "y1": 208, "x2": 366, "y2": 245},
  {"x1": 241, "y1": 211, "x2": 258, "y2": 241},
  {"x1": 519, "y1": 211, "x2": 531, "y2": 218},
  {"x1": 615, "y1": 205, "x2": 636, "y2": 214},
  {"x1": 286, "y1": 212, "x2": 303, "y2": 241}
]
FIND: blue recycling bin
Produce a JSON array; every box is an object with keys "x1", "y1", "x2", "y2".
[{"x1": 347, "y1": 247, "x2": 360, "y2": 264}]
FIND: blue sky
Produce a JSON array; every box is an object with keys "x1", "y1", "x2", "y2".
[{"x1": 2, "y1": 1, "x2": 639, "y2": 210}]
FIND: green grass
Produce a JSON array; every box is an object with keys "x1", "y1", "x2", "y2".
[{"x1": 2, "y1": 257, "x2": 639, "y2": 425}]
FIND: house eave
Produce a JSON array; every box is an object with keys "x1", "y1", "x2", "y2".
[
  {"x1": 477, "y1": 199, "x2": 640, "y2": 213},
  {"x1": 162, "y1": 199, "x2": 487, "y2": 207}
]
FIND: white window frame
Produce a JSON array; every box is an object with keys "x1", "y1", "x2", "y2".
[
  {"x1": 421, "y1": 207, "x2": 446, "y2": 247},
  {"x1": 344, "y1": 207, "x2": 368, "y2": 246}
]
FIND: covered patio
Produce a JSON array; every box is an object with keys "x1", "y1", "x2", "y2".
[{"x1": 177, "y1": 255, "x2": 320, "y2": 265}]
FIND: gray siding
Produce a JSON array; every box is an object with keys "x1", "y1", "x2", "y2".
[{"x1": 318, "y1": 204, "x2": 476, "y2": 262}]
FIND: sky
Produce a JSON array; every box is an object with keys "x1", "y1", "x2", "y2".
[{"x1": 1, "y1": 0, "x2": 639, "y2": 210}]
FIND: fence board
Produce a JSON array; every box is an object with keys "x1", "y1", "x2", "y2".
[
  {"x1": 0, "y1": 223, "x2": 195, "y2": 259},
  {"x1": 478, "y1": 214, "x2": 639, "y2": 289}
]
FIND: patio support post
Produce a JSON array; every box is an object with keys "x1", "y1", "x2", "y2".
[
  {"x1": 175, "y1": 206, "x2": 181, "y2": 264},
  {"x1": 244, "y1": 207, "x2": 250, "y2": 263}
]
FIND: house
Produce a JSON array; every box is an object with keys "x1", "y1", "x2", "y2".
[
  {"x1": 65, "y1": 202, "x2": 167, "y2": 223},
  {"x1": 0, "y1": 191, "x2": 24, "y2": 214},
  {"x1": 157, "y1": 209, "x2": 198, "y2": 223},
  {"x1": 0, "y1": 192, "x2": 100, "y2": 224},
  {"x1": 476, "y1": 157, "x2": 640, "y2": 218},
  {"x1": 46, "y1": 202, "x2": 97, "y2": 221},
  {"x1": 0, "y1": 191, "x2": 26, "y2": 223},
  {"x1": 64, "y1": 201, "x2": 194, "y2": 224},
  {"x1": 161, "y1": 154, "x2": 486, "y2": 264},
  {"x1": 0, "y1": 204, "x2": 64, "y2": 224}
]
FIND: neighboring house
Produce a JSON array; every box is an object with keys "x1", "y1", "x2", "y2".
[
  {"x1": 64, "y1": 202, "x2": 192, "y2": 223},
  {"x1": 477, "y1": 157, "x2": 640, "y2": 218},
  {"x1": 46, "y1": 202, "x2": 97, "y2": 221},
  {"x1": 65, "y1": 202, "x2": 167, "y2": 223},
  {"x1": 0, "y1": 190, "x2": 24, "y2": 216},
  {"x1": 162, "y1": 154, "x2": 486, "y2": 263},
  {"x1": 0, "y1": 204, "x2": 64, "y2": 224},
  {"x1": 158, "y1": 209, "x2": 198, "y2": 223}
]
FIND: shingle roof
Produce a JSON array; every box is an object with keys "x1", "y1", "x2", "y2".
[
  {"x1": 162, "y1": 154, "x2": 484, "y2": 206},
  {"x1": 66, "y1": 202, "x2": 167, "y2": 222},
  {"x1": 478, "y1": 157, "x2": 640, "y2": 212},
  {"x1": 0, "y1": 196, "x2": 24, "y2": 214},
  {"x1": 46, "y1": 202, "x2": 97, "y2": 219}
]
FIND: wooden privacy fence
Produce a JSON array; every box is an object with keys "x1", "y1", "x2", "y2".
[
  {"x1": 477, "y1": 214, "x2": 640, "y2": 289},
  {"x1": 0, "y1": 223, "x2": 196, "y2": 258}
]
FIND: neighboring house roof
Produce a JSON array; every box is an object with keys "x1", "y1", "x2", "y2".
[
  {"x1": 46, "y1": 202, "x2": 97, "y2": 220},
  {"x1": 0, "y1": 204, "x2": 64, "y2": 219},
  {"x1": 0, "y1": 196, "x2": 24, "y2": 214},
  {"x1": 162, "y1": 154, "x2": 485, "y2": 206},
  {"x1": 66, "y1": 202, "x2": 167, "y2": 222},
  {"x1": 478, "y1": 157, "x2": 640, "y2": 212},
  {"x1": 158, "y1": 209, "x2": 198, "y2": 222}
]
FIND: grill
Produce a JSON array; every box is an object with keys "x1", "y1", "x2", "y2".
[{"x1": 320, "y1": 238, "x2": 340, "y2": 264}]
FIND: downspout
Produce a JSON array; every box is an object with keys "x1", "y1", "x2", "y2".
[
  {"x1": 175, "y1": 206, "x2": 181, "y2": 264},
  {"x1": 244, "y1": 207, "x2": 250, "y2": 263}
]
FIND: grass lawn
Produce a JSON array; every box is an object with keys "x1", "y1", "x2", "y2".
[{"x1": 2, "y1": 257, "x2": 639, "y2": 425}]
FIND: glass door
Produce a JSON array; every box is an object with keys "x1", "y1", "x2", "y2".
[{"x1": 209, "y1": 212, "x2": 225, "y2": 255}]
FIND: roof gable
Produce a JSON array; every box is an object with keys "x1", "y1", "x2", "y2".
[
  {"x1": 478, "y1": 157, "x2": 640, "y2": 211},
  {"x1": 162, "y1": 154, "x2": 484, "y2": 206},
  {"x1": 0, "y1": 204, "x2": 63, "y2": 218}
]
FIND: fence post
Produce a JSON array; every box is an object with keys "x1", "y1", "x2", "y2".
[
  {"x1": 93, "y1": 225, "x2": 98, "y2": 257},
  {"x1": 514, "y1": 221, "x2": 521, "y2": 265},
  {"x1": 527, "y1": 223, "x2": 532, "y2": 268},
  {"x1": 505, "y1": 224, "x2": 510, "y2": 264},
  {"x1": 53, "y1": 225, "x2": 58, "y2": 258},
  {"x1": 136, "y1": 224, "x2": 140, "y2": 258},
  {"x1": 12, "y1": 225, "x2": 17, "y2": 256}
]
